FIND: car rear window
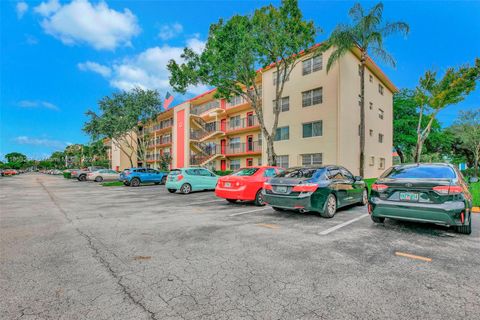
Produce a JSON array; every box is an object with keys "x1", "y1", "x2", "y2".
[
  {"x1": 169, "y1": 169, "x2": 182, "y2": 175},
  {"x1": 383, "y1": 165, "x2": 457, "y2": 179},
  {"x1": 276, "y1": 168, "x2": 325, "y2": 179},
  {"x1": 233, "y1": 168, "x2": 259, "y2": 176}
]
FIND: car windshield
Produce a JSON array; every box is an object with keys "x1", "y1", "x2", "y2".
[
  {"x1": 383, "y1": 165, "x2": 457, "y2": 179},
  {"x1": 169, "y1": 170, "x2": 181, "y2": 175},
  {"x1": 233, "y1": 168, "x2": 259, "y2": 176},
  {"x1": 275, "y1": 167, "x2": 325, "y2": 179}
]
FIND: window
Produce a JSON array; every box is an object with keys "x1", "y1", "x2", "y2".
[
  {"x1": 301, "y1": 153, "x2": 322, "y2": 166},
  {"x1": 378, "y1": 108, "x2": 384, "y2": 120},
  {"x1": 302, "y1": 54, "x2": 322, "y2": 75},
  {"x1": 273, "y1": 97, "x2": 289, "y2": 112},
  {"x1": 369, "y1": 129, "x2": 373, "y2": 137},
  {"x1": 379, "y1": 158, "x2": 386, "y2": 170},
  {"x1": 198, "y1": 169, "x2": 214, "y2": 176},
  {"x1": 246, "y1": 158, "x2": 253, "y2": 167},
  {"x1": 229, "y1": 115, "x2": 241, "y2": 129},
  {"x1": 302, "y1": 87, "x2": 323, "y2": 107},
  {"x1": 378, "y1": 133, "x2": 384, "y2": 143},
  {"x1": 302, "y1": 121, "x2": 323, "y2": 138},
  {"x1": 276, "y1": 155, "x2": 289, "y2": 168},
  {"x1": 369, "y1": 156, "x2": 375, "y2": 166},
  {"x1": 369, "y1": 74, "x2": 373, "y2": 83},
  {"x1": 327, "y1": 168, "x2": 343, "y2": 180},
  {"x1": 228, "y1": 95, "x2": 244, "y2": 106},
  {"x1": 273, "y1": 70, "x2": 289, "y2": 85},
  {"x1": 229, "y1": 137, "x2": 240, "y2": 148},
  {"x1": 369, "y1": 102, "x2": 373, "y2": 110},
  {"x1": 258, "y1": 157, "x2": 262, "y2": 166},
  {"x1": 378, "y1": 84, "x2": 384, "y2": 95},
  {"x1": 340, "y1": 167, "x2": 354, "y2": 180},
  {"x1": 264, "y1": 168, "x2": 276, "y2": 177},
  {"x1": 274, "y1": 126, "x2": 289, "y2": 141},
  {"x1": 382, "y1": 164, "x2": 457, "y2": 179},
  {"x1": 230, "y1": 159, "x2": 241, "y2": 171}
]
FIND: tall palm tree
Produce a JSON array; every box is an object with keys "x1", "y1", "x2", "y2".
[{"x1": 325, "y1": 2, "x2": 409, "y2": 176}]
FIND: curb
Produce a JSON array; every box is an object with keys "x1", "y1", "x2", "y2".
[{"x1": 472, "y1": 207, "x2": 480, "y2": 213}]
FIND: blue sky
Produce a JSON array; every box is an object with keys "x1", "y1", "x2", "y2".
[{"x1": 1, "y1": 0, "x2": 479, "y2": 160}]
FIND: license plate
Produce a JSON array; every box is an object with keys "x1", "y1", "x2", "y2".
[
  {"x1": 400, "y1": 192, "x2": 419, "y2": 202},
  {"x1": 276, "y1": 186, "x2": 288, "y2": 193},
  {"x1": 225, "y1": 182, "x2": 231, "y2": 187}
]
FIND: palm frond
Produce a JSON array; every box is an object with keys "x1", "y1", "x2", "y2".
[
  {"x1": 370, "y1": 46, "x2": 396, "y2": 68},
  {"x1": 348, "y1": 3, "x2": 364, "y2": 24},
  {"x1": 382, "y1": 21, "x2": 410, "y2": 37}
]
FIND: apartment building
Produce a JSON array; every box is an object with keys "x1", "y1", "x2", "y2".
[{"x1": 107, "y1": 45, "x2": 397, "y2": 178}]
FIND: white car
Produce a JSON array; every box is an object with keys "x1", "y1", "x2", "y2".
[{"x1": 86, "y1": 169, "x2": 120, "y2": 182}]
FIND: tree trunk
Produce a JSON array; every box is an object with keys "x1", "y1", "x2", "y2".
[
  {"x1": 266, "y1": 135, "x2": 276, "y2": 166},
  {"x1": 414, "y1": 134, "x2": 423, "y2": 163},
  {"x1": 359, "y1": 56, "x2": 366, "y2": 177},
  {"x1": 395, "y1": 146, "x2": 404, "y2": 163}
]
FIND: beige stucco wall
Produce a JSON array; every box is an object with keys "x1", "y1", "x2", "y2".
[
  {"x1": 172, "y1": 102, "x2": 191, "y2": 168},
  {"x1": 338, "y1": 50, "x2": 393, "y2": 178},
  {"x1": 109, "y1": 135, "x2": 138, "y2": 171},
  {"x1": 261, "y1": 48, "x2": 341, "y2": 168}
]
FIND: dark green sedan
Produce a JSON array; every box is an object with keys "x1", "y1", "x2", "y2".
[
  {"x1": 369, "y1": 163, "x2": 473, "y2": 234},
  {"x1": 263, "y1": 166, "x2": 368, "y2": 218}
]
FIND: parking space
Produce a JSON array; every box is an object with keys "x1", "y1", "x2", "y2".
[{"x1": 1, "y1": 173, "x2": 479, "y2": 319}]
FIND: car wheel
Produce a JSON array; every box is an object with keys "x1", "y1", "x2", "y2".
[
  {"x1": 320, "y1": 194, "x2": 337, "y2": 218},
  {"x1": 167, "y1": 188, "x2": 176, "y2": 193},
  {"x1": 154, "y1": 182, "x2": 160, "y2": 185},
  {"x1": 180, "y1": 183, "x2": 192, "y2": 194},
  {"x1": 226, "y1": 199, "x2": 237, "y2": 203},
  {"x1": 371, "y1": 216, "x2": 385, "y2": 223},
  {"x1": 254, "y1": 190, "x2": 265, "y2": 206},
  {"x1": 456, "y1": 215, "x2": 472, "y2": 235},
  {"x1": 95, "y1": 176, "x2": 103, "y2": 182},
  {"x1": 161, "y1": 176, "x2": 167, "y2": 184},
  {"x1": 272, "y1": 207, "x2": 284, "y2": 212},
  {"x1": 78, "y1": 174, "x2": 87, "y2": 181},
  {"x1": 130, "y1": 178, "x2": 140, "y2": 187},
  {"x1": 358, "y1": 188, "x2": 368, "y2": 206}
]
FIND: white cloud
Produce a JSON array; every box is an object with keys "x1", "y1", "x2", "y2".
[
  {"x1": 79, "y1": 36, "x2": 208, "y2": 95},
  {"x1": 34, "y1": 0, "x2": 60, "y2": 16},
  {"x1": 158, "y1": 23, "x2": 183, "y2": 40},
  {"x1": 35, "y1": 0, "x2": 140, "y2": 50},
  {"x1": 18, "y1": 100, "x2": 60, "y2": 111},
  {"x1": 78, "y1": 61, "x2": 111, "y2": 77},
  {"x1": 16, "y1": 2, "x2": 29, "y2": 19},
  {"x1": 14, "y1": 136, "x2": 71, "y2": 149}
]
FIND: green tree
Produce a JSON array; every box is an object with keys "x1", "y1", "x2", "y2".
[
  {"x1": 325, "y1": 2, "x2": 409, "y2": 176},
  {"x1": 168, "y1": 0, "x2": 317, "y2": 165},
  {"x1": 414, "y1": 59, "x2": 480, "y2": 162},
  {"x1": 83, "y1": 88, "x2": 162, "y2": 167},
  {"x1": 5, "y1": 152, "x2": 27, "y2": 163},
  {"x1": 452, "y1": 109, "x2": 480, "y2": 176}
]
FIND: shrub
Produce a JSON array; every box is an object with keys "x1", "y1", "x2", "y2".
[
  {"x1": 215, "y1": 170, "x2": 233, "y2": 176},
  {"x1": 63, "y1": 172, "x2": 72, "y2": 179},
  {"x1": 461, "y1": 168, "x2": 477, "y2": 178}
]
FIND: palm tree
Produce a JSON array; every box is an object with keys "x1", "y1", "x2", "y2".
[{"x1": 325, "y1": 2, "x2": 409, "y2": 176}]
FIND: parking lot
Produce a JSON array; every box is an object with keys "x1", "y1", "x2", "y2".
[{"x1": 1, "y1": 173, "x2": 479, "y2": 319}]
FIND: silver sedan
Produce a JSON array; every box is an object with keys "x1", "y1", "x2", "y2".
[{"x1": 86, "y1": 169, "x2": 120, "y2": 182}]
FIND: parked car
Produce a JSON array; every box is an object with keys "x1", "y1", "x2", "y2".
[
  {"x1": 119, "y1": 168, "x2": 167, "y2": 187},
  {"x1": 215, "y1": 166, "x2": 283, "y2": 206},
  {"x1": 369, "y1": 163, "x2": 473, "y2": 234},
  {"x1": 166, "y1": 168, "x2": 218, "y2": 194},
  {"x1": 3, "y1": 169, "x2": 18, "y2": 176},
  {"x1": 263, "y1": 166, "x2": 367, "y2": 217},
  {"x1": 87, "y1": 169, "x2": 120, "y2": 182},
  {"x1": 72, "y1": 166, "x2": 105, "y2": 181}
]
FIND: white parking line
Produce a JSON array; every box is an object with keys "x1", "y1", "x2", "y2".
[
  {"x1": 318, "y1": 214, "x2": 369, "y2": 235},
  {"x1": 187, "y1": 199, "x2": 225, "y2": 206},
  {"x1": 229, "y1": 207, "x2": 270, "y2": 217}
]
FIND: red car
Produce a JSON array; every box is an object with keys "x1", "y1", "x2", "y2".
[
  {"x1": 215, "y1": 166, "x2": 283, "y2": 206},
  {"x1": 3, "y1": 169, "x2": 18, "y2": 176}
]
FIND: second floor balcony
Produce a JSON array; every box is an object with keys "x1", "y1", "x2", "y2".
[
  {"x1": 191, "y1": 100, "x2": 221, "y2": 116},
  {"x1": 227, "y1": 115, "x2": 259, "y2": 132}
]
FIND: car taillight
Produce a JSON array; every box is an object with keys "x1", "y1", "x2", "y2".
[
  {"x1": 177, "y1": 175, "x2": 183, "y2": 181},
  {"x1": 292, "y1": 183, "x2": 318, "y2": 193},
  {"x1": 433, "y1": 185, "x2": 463, "y2": 195},
  {"x1": 72, "y1": 171, "x2": 77, "y2": 175},
  {"x1": 372, "y1": 183, "x2": 389, "y2": 192},
  {"x1": 263, "y1": 182, "x2": 273, "y2": 190}
]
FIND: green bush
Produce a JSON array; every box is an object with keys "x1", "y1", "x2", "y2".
[
  {"x1": 215, "y1": 170, "x2": 233, "y2": 176},
  {"x1": 364, "y1": 178, "x2": 377, "y2": 191},
  {"x1": 461, "y1": 168, "x2": 477, "y2": 178},
  {"x1": 63, "y1": 172, "x2": 72, "y2": 179}
]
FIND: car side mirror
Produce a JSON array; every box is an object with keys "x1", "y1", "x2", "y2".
[
  {"x1": 469, "y1": 177, "x2": 479, "y2": 183},
  {"x1": 354, "y1": 176, "x2": 363, "y2": 181}
]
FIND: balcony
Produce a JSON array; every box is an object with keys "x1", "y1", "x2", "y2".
[
  {"x1": 226, "y1": 116, "x2": 260, "y2": 134},
  {"x1": 224, "y1": 141, "x2": 262, "y2": 156},
  {"x1": 191, "y1": 100, "x2": 221, "y2": 116},
  {"x1": 190, "y1": 121, "x2": 224, "y2": 141}
]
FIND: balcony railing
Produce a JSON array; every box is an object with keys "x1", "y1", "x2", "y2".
[
  {"x1": 227, "y1": 116, "x2": 259, "y2": 132},
  {"x1": 225, "y1": 141, "x2": 261, "y2": 155},
  {"x1": 191, "y1": 100, "x2": 220, "y2": 115},
  {"x1": 190, "y1": 121, "x2": 221, "y2": 140}
]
